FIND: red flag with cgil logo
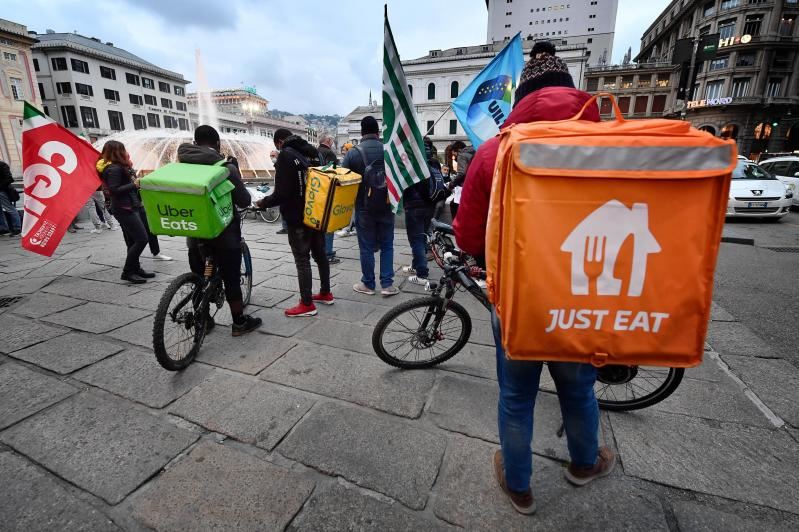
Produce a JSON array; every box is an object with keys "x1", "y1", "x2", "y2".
[{"x1": 20, "y1": 102, "x2": 101, "y2": 256}]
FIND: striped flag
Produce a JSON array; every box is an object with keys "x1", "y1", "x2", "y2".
[{"x1": 383, "y1": 7, "x2": 430, "y2": 212}]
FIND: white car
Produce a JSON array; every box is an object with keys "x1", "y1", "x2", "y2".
[
  {"x1": 726, "y1": 161, "x2": 793, "y2": 219},
  {"x1": 758, "y1": 156, "x2": 799, "y2": 207}
]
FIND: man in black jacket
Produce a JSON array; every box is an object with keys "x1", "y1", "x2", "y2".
[
  {"x1": 0, "y1": 159, "x2": 21, "y2": 236},
  {"x1": 257, "y1": 128, "x2": 332, "y2": 317},
  {"x1": 177, "y1": 125, "x2": 262, "y2": 336},
  {"x1": 317, "y1": 135, "x2": 341, "y2": 265}
]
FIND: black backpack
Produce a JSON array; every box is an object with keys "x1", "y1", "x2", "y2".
[
  {"x1": 356, "y1": 146, "x2": 390, "y2": 215},
  {"x1": 427, "y1": 163, "x2": 448, "y2": 203}
]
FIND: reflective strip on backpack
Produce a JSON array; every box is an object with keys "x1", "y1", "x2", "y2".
[{"x1": 519, "y1": 144, "x2": 734, "y2": 172}]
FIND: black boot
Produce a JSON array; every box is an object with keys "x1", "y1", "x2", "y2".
[
  {"x1": 231, "y1": 315, "x2": 262, "y2": 337},
  {"x1": 121, "y1": 271, "x2": 147, "y2": 284},
  {"x1": 135, "y1": 269, "x2": 156, "y2": 278}
]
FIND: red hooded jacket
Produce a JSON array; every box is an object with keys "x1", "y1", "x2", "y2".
[{"x1": 453, "y1": 86, "x2": 600, "y2": 257}]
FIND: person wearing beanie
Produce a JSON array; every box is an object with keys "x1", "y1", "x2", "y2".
[
  {"x1": 340, "y1": 115, "x2": 399, "y2": 296},
  {"x1": 530, "y1": 40, "x2": 557, "y2": 59},
  {"x1": 177, "y1": 125, "x2": 263, "y2": 336},
  {"x1": 453, "y1": 54, "x2": 612, "y2": 515},
  {"x1": 400, "y1": 136, "x2": 436, "y2": 285}
]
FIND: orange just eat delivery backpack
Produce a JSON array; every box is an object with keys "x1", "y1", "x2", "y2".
[{"x1": 485, "y1": 94, "x2": 736, "y2": 368}]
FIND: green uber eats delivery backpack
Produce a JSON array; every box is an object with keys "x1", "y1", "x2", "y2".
[{"x1": 140, "y1": 159, "x2": 236, "y2": 239}]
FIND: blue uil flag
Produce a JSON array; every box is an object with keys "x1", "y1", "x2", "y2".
[{"x1": 452, "y1": 34, "x2": 524, "y2": 148}]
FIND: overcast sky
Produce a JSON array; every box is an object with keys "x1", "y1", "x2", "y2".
[{"x1": 6, "y1": 0, "x2": 668, "y2": 115}]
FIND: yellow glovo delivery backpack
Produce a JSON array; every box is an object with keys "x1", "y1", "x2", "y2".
[
  {"x1": 486, "y1": 94, "x2": 737, "y2": 368},
  {"x1": 303, "y1": 164, "x2": 362, "y2": 233}
]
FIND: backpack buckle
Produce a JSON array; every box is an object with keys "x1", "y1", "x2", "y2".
[{"x1": 590, "y1": 352, "x2": 609, "y2": 367}]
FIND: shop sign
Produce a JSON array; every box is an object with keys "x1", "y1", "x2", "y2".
[
  {"x1": 687, "y1": 97, "x2": 733, "y2": 109},
  {"x1": 718, "y1": 34, "x2": 752, "y2": 48}
]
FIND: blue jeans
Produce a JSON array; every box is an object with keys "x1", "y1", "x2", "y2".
[
  {"x1": 404, "y1": 207, "x2": 430, "y2": 278},
  {"x1": 356, "y1": 209, "x2": 394, "y2": 289},
  {"x1": 492, "y1": 308, "x2": 599, "y2": 492},
  {"x1": 0, "y1": 189, "x2": 21, "y2": 232},
  {"x1": 325, "y1": 232, "x2": 335, "y2": 259}
]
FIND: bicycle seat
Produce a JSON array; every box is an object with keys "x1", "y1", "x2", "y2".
[{"x1": 431, "y1": 219, "x2": 455, "y2": 236}]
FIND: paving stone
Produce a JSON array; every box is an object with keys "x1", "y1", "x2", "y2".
[
  {"x1": 197, "y1": 331, "x2": 296, "y2": 375},
  {"x1": 710, "y1": 301, "x2": 737, "y2": 322},
  {"x1": 0, "y1": 363, "x2": 77, "y2": 430},
  {"x1": 25, "y1": 259, "x2": 81, "y2": 278},
  {"x1": 42, "y1": 277, "x2": 143, "y2": 303},
  {"x1": 64, "y1": 262, "x2": 112, "y2": 278},
  {"x1": 683, "y1": 354, "x2": 727, "y2": 382},
  {"x1": 80, "y1": 267, "x2": 134, "y2": 284},
  {"x1": 0, "y1": 276, "x2": 58, "y2": 296},
  {"x1": 278, "y1": 402, "x2": 446, "y2": 509},
  {"x1": 42, "y1": 302, "x2": 150, "y2": 333},
  {"x1": 722, "y1": 355, "x2": 799, "y2": 427},
  {"x1": 10, "y1": 292, "x2": 85, "y2": 319},
  {"x1": 131, "y1": 441, "x2": 314, "y2": 531},
  {"x1": 0, "y1": 391, "x2": 198, "y2": 504},
  {"x1": 332, "y1": 286, "x2": 419, "y2": 307},
  {"x1": 0, "y1": 313, "x2": 68, "y2": 354},
  {"x1": 248, "y1": 285, "x2": 295, "y2": 308},
  {"x1": 651, "y1": 373, "x2": 771, "y2": 427},
  {"x1": 611, "y1": 410, "x2": 799, "y2": 514},
  {"x1": 106, "y1": 316, "x2": 156, "y2": 348},
  {"x1": 74, "y1": 350, "x2": 213, "y2": 408},
  {"x1": 247, "y1": 307, "x2": 313, "y2": 337},
  {"x1": 433, "y1": 435, "x2": 667, "y2": 531},
  {"x1": 0, "y1": 450, "x2": 119, "y2": 531},
  {"x1": 706, "y1": 321, "x2": 779, "y2": 358},
  {"x1": 671, "y1": 501, "x2": 797, "y2": 532},
  {"x1": 262, "y1": 343, "x2": 435, "y2": 418},
  {"x1": 287, "y1": 483, "x2": 453, "y2": 532},
  {"x1": 426, "y1": 375, "x2": 572, "y2": 461},
  {"x1": 277, "y1": 296, "x2": 379, "y2": 323},
  {"x1": 170, "y1": 372, "x2": 314, "y2": 450},
  {"x1": 292, "y1": 316, "x2": 373, "y2": 354},
  {"x1": 9, "y1": 332, "x2": 125, "y2": 375},
  {"x1": 438, "y1": 342, "x2": 497, "y2": 380},
  {"x1": 259, "y1": 274, "x2": 305, "y2": 292},
  {"x1": 124, "y1": 288, "x2": 164, "y2": 311}
]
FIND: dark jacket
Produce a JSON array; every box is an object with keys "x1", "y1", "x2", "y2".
[
  {"x1": 258, "y1": 135, "x2": 320, "y2": 227},
  {"x1": 0, "y1": 161, "x2": 13, "y2": 190},
  {"x1": 450, "y1": 146, "x2": 475, "y2": 189},
  {"x1": 453, "y1": 87, "x2": 599, "y2": 257},
  {"x1": 340, "y1": 134, "x2": 383, "y2": 207},
  {"x1": 102, "y1": 163, "x2": 141, "y2": 212},
  {"x1": 318, "y1": 143, "x2": 339, "y2": 166},
  {"x1": 176, "y1": 144, "x2": 251, "y2": 248}
]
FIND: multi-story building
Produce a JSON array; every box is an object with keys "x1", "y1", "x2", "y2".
[
  {"x1": 0, "y1": 18, "x2": 40, "y2": 175},
  {"x1": 633, "y1": 0, "x2": 799, "y2": 158},
  {"x1": 32, "y1": 30, "x2": 190, "y2": 143},
  {"x1": 336, "y1": 98, "x2": 383, "y2": 153},
  {"x1": 187, "y1": 87, "x2": 268, "y2": 116},
  {"x1": 486, "y1": 0, "x2": 619, "y2": 65},
  {"x1": 339, "y1": 41, "x2": 589, "y2": 154},
  {"x1": 583, "y1": 62, "x2": 678, "y2": 118}
]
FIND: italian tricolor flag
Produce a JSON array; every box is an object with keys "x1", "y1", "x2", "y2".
[{"x1": 21, "y1": 102, "x2": 101, "y2": 256}]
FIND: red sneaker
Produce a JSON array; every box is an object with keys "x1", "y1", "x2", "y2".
[
  {"x1": 284, "y1": 300, "x2": 318, "y2": 317},
  {"x1": 312, "y1": 292, "x2": 334, "y2": 305}
]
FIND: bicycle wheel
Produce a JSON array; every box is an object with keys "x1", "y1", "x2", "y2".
[
  {"x1": 153, "y1": 272, "x2": 208, "y2": 371},
  {"x1": 594, "y1": 365, "x2": 684, "y2": 411},
  {"x1": 372, "y1": 296, "x2": 472, "y2": 369},
  {"x1": 240, "y1": 241, "x2": 253, "y2": 307},
  {"x1": 259, "y1": 208, "x2": 280, "y2": 223}
]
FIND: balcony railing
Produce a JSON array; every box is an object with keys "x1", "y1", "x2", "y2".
[{"x1": 586, "y1": 62, "x2": 674, "y2": 73}]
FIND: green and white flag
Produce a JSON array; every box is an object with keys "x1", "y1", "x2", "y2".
[{"x1": 383, "y1": 6, "x2": 430, "y2": 212}]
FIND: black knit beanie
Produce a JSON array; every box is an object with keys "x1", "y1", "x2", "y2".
[{"x1": 513, "y1": 54, "x2": 574, "y2": 107}]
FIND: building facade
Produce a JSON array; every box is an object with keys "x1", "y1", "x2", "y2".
[
  {"x1": 583, "y1": 62, "x2": 677, "y2": 118},
  {"x1": 0, "y1": 18, "x2": 39, "y2": 176},
  {"x1": 633, "y1": 0, "x2": 799, "y2": 158},
  {"x1": 336, "y1": 100, "x2": 383, "y2": 153},
  {"x1": 32, "y1": 31, "x2": 190, "y2": 143},
  {"x1": 486, "y1": 0, "x2": 619, "y2": 65},
  {"x1": 338, "y1": 41, "x2": 589, "y2": 154}
]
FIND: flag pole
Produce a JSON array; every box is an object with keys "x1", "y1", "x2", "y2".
[{"x1": 424, "y1": 108, "x2": 450, "y2": 136}]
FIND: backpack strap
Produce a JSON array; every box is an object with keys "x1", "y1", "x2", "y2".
[{"x1": 355, "y1": 145, "x2": 370, "y2": 172}]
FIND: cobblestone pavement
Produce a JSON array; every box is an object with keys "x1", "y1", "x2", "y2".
[{"x1": 1, "y1": 220, "x2": 798, "y2": 531}]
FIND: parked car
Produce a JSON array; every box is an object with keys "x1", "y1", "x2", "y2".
[
  {"x1": 757, "y1": 156, "x2": 799, "y2": 207},
  {"x1": 726, "y1": 161, "x2": 793, "y2": 220}
]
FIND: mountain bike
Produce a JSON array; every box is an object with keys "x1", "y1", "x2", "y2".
[
  {"x1": 255, "y1": 185, "x2": 281, "y2": 223},
  {"x1": 371, "y1": 220, "x2": 684, "y2": 411},
  {"x1": 152, "y1": 208, "x2": 254, "y2": 371}
]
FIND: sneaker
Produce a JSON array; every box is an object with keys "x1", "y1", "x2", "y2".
[
  {"x1": 67, "y1": 226, "x2": 77, "y2": 233},
  {"x1": 0, "y1": 229, "x2": 8, "y2": 236},
  {"x1": 564, "y1": 446, "x2": 616, "y2": 487},
  {"x1": 110, "y1": 225, "x2": 120, "y2": 231},
  {"x1": 232, "y1": 315, "x2": 263, "y2": 336},
  {"x1": 9, "y1": 229, "x2": 20, "y2": 237},
  {"x1": 90, "y1": 228, "x2": 103, "y2": 234},
  {"x1": 151, "y1": 253, "x2": 173, "y2": 261},
  {"x1": 276, "y1": 228, "x2": 288, "y2": 235},
  {"x1": 407, "y1": 275, "x2": 428, "y2": 286},
  {"x1": 335, "y1": 228, "x2": 353, "y2": 237},
  {"x1": 493, "y1": 450, "x2": 536, "y2": 515},
  {"x1": 401, "y1": 265, "x2": 416, "y2": 274},
  {"x1": 135, "y1": 269, "x2": 156, "y2": 279},
  {"x1": 312, "y1": 292, "x2": 335, "y2": 305},
  {"x1": 352, "y1": 283, "x2": 375, "y2": 295},
  {"x1": 381, "y1": 286, "x2": 400, "y2": 297},
  {"x1": 103, "y1": 222, "x2": 112, "y2": 230},
  {"x1": 284, "y1": 300, "x2": 318, "y2": 317},
  {"x1": 120, "y1": 272, "x2": 147, "y2": 284},
  {"x1": 327, "y1": 256, "x2": 341, "y2": 265}
]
